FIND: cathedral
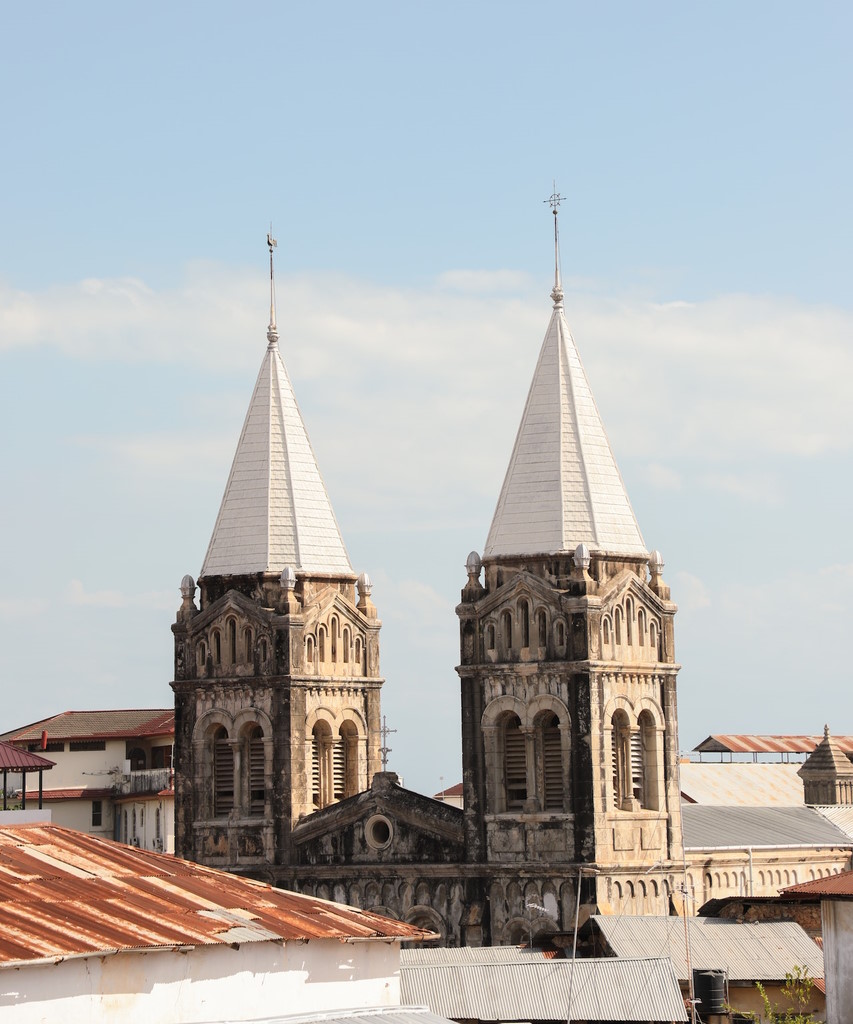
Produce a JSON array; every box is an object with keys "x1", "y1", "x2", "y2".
[{"x1": 171, "y1": 216, "x2": 684, "y2": 945}]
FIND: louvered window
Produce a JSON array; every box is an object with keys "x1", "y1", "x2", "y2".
[
  {"x1": 248, "y1": 730, "x2": 265, "y2": 816},
  {"x1": 541, "y1": 716, "x2": 563, "y2": 810},
  {"x1": 611, "y1": 712, "x2": 631, "y2": 810},
  {"x1": 213, "y1": 730, "x2": 234, "y2": 816},
  {"x1": 312, "y1": 737, "x2": 321, "y2": 807},
  {"x1": 332, "y1": 740, "x2": 345, "y2": 801},
  {"x1": 504, "y1": 717, "x2": 527, "y2": 810},
  {"x1": 630, "y1": 730, "x2": 644, "y2": 803}
]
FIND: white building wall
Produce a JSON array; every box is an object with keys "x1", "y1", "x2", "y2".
[
  {"x1": 823, "y1": 899, "x2": 853, "y2": 1024},
  {"x1": 0, "y1": 937, "x2": 401, "y2": 1024}
]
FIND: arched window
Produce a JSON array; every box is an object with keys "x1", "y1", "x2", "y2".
[
  {"x1": 625, "y1": 599, "x2": 633, "y2": 645},
  {"x1": 637, "y1": 609, "x2": 646, "y2": 647},
  {"x1": 500, "y1": 610, "x2": 513, "y2": 655},
  {"x1": 312, "y1": 721, "x2": 333, "y2": 808},
  {"x1": 537, "y1": 712, "x2": 564, "y2": 811},
  {"x1": 602, "y1": 618, "x2": 611, "y2": 645},
  {"x1": 245, "y1": 724, "x2": 265, "y2": 816},
  {"x1": 213, "y1": 629, "x2": 222, "y2": 665},
  {"x1": 227, "y1": 618, "x2": 237, "y2": 664},
  {"x1": 318, "y1": 626, "x2": 326, "y2": 663},
  {"x1": 614, "y1": 608, "x2": 622, "y2": 645},
  {"x1": 198, "y1": 640, "x2": 207, "y2": 668},
  {"x1": 611, "y1": 711, "x2": 631, "y2": 810},
  {"x1": 212, "y1": 726, "x2": 234, "y2": 816},
  {"x1": 537, "y1": 609, "x2": 547, "y2": 648},
  {"x1": 503, "y1": 714, "x2": 527, "y2": 810},
  {"x1": 331, "y1": 616, "x2": 338, "y2": 662},
  {"x1": 354, "y1": 636, "x2": 363, "y2": 667},
  {"x1": 260, "y1": 637, "x2": 268, "y2": 664},
  {"x1": 305, "y1": 635, "x2": 315, "y2": 669},
  {"x1": 649, "y1": 621, "x2": 658, "y2": 655},
  {"x1": 555, "y1": 620, "x2": 565, "y2": 647},
  {"x1": 343, "y1": 626, "x2": 350, "y2": 663},
  {"x1": 244, "y1": 627, "x2": 253, "y2": 663},
  {"x1": 519, "y1": 601, "x2": 530, "y2": 648},
  {"x1": 638, "y1": 710, "x2": 659, "y2": 809},
  {"x1": 486, "y1": 623, "x2": 496, "y2": 651}
]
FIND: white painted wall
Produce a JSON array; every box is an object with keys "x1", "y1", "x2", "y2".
[
  {"x1": 823, "y1": 899, "x2": 853, "y2": 1024},
  {"x1": 0, "y1": 937, "x2": 402, "y2": 1024}
]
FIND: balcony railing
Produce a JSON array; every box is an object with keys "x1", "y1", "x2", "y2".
[{"x1": 115, "y1": 768, "x2": 173, "y2": 797}]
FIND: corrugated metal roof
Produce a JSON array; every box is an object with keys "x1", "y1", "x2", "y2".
[
  {"x1": 205, "y1": 1008, "x2": 458, "y2": 1024},
  {"x1": 783, "y1": 868, "x2": 853, "y2": 899},
  {"x1": 0, "y1": 823, "x2": 433, "y2": 966},
  {"x1": 682, "y1": 804, "x2": 853, "y2": 849},
  {"x1": 401, "y1": 946, "x2": 551, "y2": 965},
  {"x1": 0, "y1": 741, "x2": 55, "y2": 772},
  {"x1": 680, "y1": 762, "x2": 804, "y2": 806},
  {"x1": 813, "y1": 805, "x2": 853, "y2": 840},
  {"x1": 2, "y1": 709, "x2": 174, "y2": 743},
  {"x1": 590, "y1": 916, "x2": 824, "y2": 983},
  {"x1": 694, "y1": 734, "x2": 853, "y2": 756},
  {"x1": 400, "y1": 955, "x2": 686, "y2": 1022}
]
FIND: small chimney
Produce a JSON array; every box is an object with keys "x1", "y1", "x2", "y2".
[{"x1": 41, "y1": 731, "x2": 47, "y2": 751}]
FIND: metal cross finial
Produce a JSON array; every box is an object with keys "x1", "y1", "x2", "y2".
[
  {"x1": 379, "y1": 715, "x2": 397, "y2": 770},
  {"x1": 267, "y1": 227, "x2": 278, "y2": 343},
  {"x1": 544, "y1": 184, "x2": 565, "y2": 306}
]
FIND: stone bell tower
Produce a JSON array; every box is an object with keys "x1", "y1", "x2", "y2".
[
  {"x1": 172, "y1": 237, "x2": 383, "y2": 873},
  {"x1": 456, "y1": 198, "x2": 683, "y2": 939}
]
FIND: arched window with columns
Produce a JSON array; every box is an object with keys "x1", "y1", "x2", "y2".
[
  {"x1": 536, "y1": 712, "x2": 565, "y2": 810},
  {"x1": 638, "y1": 709, "x2": 660, "y2": 809},
  {"x1": 611, "y1": 710, "x2": 631, "y2": 810},
  {"x1": 335, "y1": 720, "x2": 359, "y2": 800},
  {"x1": 312, "y1": 721, "x2": 333, "y2": 808}
]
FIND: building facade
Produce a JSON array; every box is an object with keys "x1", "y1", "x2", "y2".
[{"x1": 172, "y1": 224, "x2": 686, "y2": 943}]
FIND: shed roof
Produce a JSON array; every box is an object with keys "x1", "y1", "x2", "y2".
[
  {"x1": 783, "y1": 868, "x2": 853, "y2": 900},
  {"x1": 682, "y1": 804, "x2": 853, "y2": 849},
  {"x1": 484, "y1": 283, "x2": 645, "y2": 560},
  {"x1": 0, "y1": 823, "x2": 432, "y2": 966},
  {"x1": 400, "y1": 954, "x2": 686, "y2": 1023},
  {"x1": 1, "y1": 709, "x2": 174, "y2": 744},
  {"x1": 813, "y1": 805, "x2": 853, "y2": 840},
  {"x1": 694, "y1": 734, "x2": 853, "y2": 756},
  {"x1": 679, "y1": 762, "x2": 804, "y2": 806},
  {"x1": 589, "y1": 916, "x2": 823, "y2": 983}
]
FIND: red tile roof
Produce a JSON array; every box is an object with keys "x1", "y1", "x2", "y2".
[
  {"x1": 0, "y1": 823, "x2": 435, "y2": 965},
  {"x1": 0, "y1": 741, "x2": 55, "y2": 772},
  {"x1": 22, "y1": 788, "x2": 114, "y2": 802},
  {"x1": 2, "y1": 710, "x2": 174, "y2": 744},
  {"x1": 783, "y1": 868, "x2": 853, "y2": 899},
  {"x1": 434, "y1": 783, "x2": 463, "y2": 798}
]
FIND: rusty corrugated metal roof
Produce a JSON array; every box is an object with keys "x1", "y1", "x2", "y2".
[
  {"x1": 0, "y1": 823, "x2": 434, "y2": 966},
  {"x1": 0, "y1": 741, "x2": 55, "y2": 772},
  {"x1": 783, "y1": 868, "x2": 853, "y2": 899},
  {"x1": 2, "y1": 709, "x2": 175, "y2": 744},
  {"x1": 694, "y1": 734, "x2": 853, "y2": 755}
]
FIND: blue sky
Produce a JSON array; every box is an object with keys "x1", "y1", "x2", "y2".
[{"x1": 1, "y1": 3, "x2": 851, "y2": 795}]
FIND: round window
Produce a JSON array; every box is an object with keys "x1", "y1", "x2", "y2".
[{"x1": 365, "y1": 814, "x2": 393, "y2": 850}]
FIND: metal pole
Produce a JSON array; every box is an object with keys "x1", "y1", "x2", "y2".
[{"x1": 566, "y1": 866, "x2": 584, "y2": 1024}]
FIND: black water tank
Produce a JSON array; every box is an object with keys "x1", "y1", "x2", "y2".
[{"x1": 693, "y1": 969, "x2": 727, "y2": 1016}]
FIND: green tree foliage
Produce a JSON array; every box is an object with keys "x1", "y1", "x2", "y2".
[{"x1": 742, "y1": 966, "x2": 818, "y2": 1024}]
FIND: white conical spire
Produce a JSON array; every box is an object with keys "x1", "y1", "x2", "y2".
[
  {"x1": 484, "y1": 200, "x2": 645, "y2": 559},
  {"x1": 200, "y1": 237, "x2": 352, "y2": 577}
]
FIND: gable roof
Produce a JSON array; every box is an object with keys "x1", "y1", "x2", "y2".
[
  {"x1": 590, "y1": 915, "x2": 823, "y2": 983},
  {"x1": 484, "y1": 287, "x2": 645, "y2": 559},
  {"x1": 201, "y1": 332, "x2": 352, "y2": 578},
  {"x1": 0, "y1": 823, "x2": 432, "y2": 966},
  {"x1": 694, "y1": 733, "x2": 853, "y2": 757},
  {"x1": 1, "y1": 709, "x2": 174, "y2": 744},
  {"x1": 682, "y1": 804, "x2": 853, "y2": 849}
]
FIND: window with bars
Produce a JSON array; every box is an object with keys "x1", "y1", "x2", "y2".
[
  {"x1": 213, "y1": 727, "x2": 234, "y2": 816},
  {"x1": 503, "y1": 715, "x2": 527, "y2": 810}
]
